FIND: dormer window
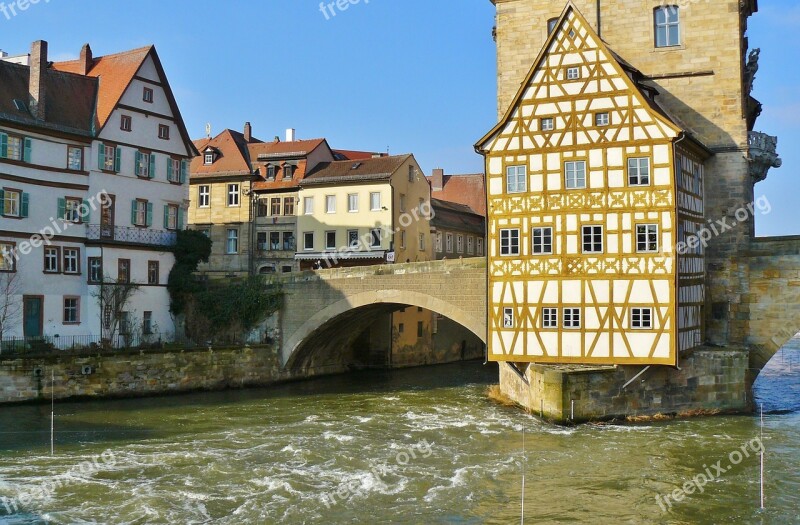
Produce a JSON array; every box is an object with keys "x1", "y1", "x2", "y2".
[
  {"x1": 266, "y1": 165, "x2": 276, "y2": 180},
  {"x1": 284, "y1": 164, "x2": 294, "y2": 178},
  {"x1": 204, "y1": 152, "x2": 214, "y2": 165}
]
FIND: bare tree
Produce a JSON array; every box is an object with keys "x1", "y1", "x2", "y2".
[
  {"x1": 90, "y1": 276, "x2": 140, "y2": 346},
  {"x1": 0, "y1": 271, "x2": 22, "y2": 349}
]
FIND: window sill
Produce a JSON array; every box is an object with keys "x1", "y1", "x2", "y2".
[
  {"x1": 1, "y1": 215, "x2": 23, "y2": 220},
  {"x1": 62, "y1": 322, "x2": 81, "y2": 326},
  {"x1": 64, "y1": 272, "x2": 81, "y2": 276},
  {"x1": 43, "y1": 270, "x2": 60, "y2": 275}
]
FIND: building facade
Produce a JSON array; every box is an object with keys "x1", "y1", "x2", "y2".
[{"x1": 1, "y1": 41, "x2": 195, "y2": 344}]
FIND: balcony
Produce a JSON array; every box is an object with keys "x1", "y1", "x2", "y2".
[
  {"x1": 748, "y1": 131, "x2": 782, "y2": 182},
  {"x1": 86, "y1": 224, "x2": 177, "y2": 247}
]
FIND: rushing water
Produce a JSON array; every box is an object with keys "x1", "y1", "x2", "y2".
[{"x1": 0, "y1": 342, "x2": 798, "y2": 525}]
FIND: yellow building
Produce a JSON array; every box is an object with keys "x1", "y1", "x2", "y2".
[
  {"x1": 476, "y1": 4, "x2": 707, "y2": 366},
  {"x1": 296, "y1": 154, "x2": 432, "y2": 270}
]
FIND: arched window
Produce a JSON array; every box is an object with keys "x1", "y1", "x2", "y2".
[{"x1": 654, "y1": 6, "x2": 680, "y2": 48}]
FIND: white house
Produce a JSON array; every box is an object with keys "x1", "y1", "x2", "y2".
[{"x1": 0, "y1": 41, "x2": 196, "y2": 346}]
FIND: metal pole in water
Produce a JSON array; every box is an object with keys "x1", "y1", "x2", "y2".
[
  {"x1": 570, "y1": 399, "x2": 574, "y2": 421},
  {"x1": 520, "y1": 426, "x2": 525, "y2": 524},
  {"x1": 50, "y1": 369, "x2": 54, "y2": 456},
  {"x1": 760, "y1": 403, "x2": 765, "y2": 510}
]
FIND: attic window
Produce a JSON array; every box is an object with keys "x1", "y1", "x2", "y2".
[
  {"x1": 12, "y1": 99, "x2": 26, "y2": 112},
  {"x1": 204, "y1": 152, "x2": 214, "y2": 165},
  {"x1": 143, "y1": 87, "x2": 154, "y2": 103},
  {"x1": 566, "y1": 67, "x2": 580, "y2": 80},
  {"x1": 284, "y1": 164, "x2": 294, "y2": 178},
  {"x1": 351, "y1": 162, "x2": 362, "y2": 170},
  {"x1": 266, "y1": 165, "x2": 276, "y2": 179}
]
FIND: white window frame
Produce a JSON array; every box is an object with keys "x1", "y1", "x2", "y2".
[
  {"x1": 204, "y1": 152, "x2": 214, "y2": 165},
  {"x1": 370, "y1": 228, "x2": 382, "y2": 248},
  {"x1": 654, "y1": 6, "x2": 680, "y2": 48},
  {"x1": 628, "y1": 158, "x2": 651, "y2": 186},
  {"x1": 3, "y1": 189, "x2": 21, "y2": 217},
  {"x1": 565, "y1": 161, "x2": 586, "y2": 189},
  {"x1": 303, "y1": 232, "x2": 314, "y2": 251},
  {"x1": 636, "y1": 224, "x2": 659, "y2": 253},
  {"x1": 542, "y1": 308, "x2": 558, "y2": 329},
  {"x1": 477, "y1": 238, "x2": 484, "y2": 256},
  {"x1": 304, "y1": 197, "x2": 314, "y2": 215},
  {"x1": 500, "y1": 228, "x2": 520, "y2": 256},
  {"x1": 506, "y1": 165, "x2": 526, "y2": 193},
  {"x1": 325, "y1": 195, "x2": 336, "y2": 214},
  {"x1": 325, "y1": 231, "x2": 337, "y2": 250},
  {"x1": 435, "y1": 232, "x2": 443, "y2": 252},
  {"x1": 67, "y1": 146, "x2": 82, "y2": 170},
  {"x1": 227, "y1": 184, "x2": 240, "y2": 207},
  {"x1": 347, "y1": 193, "x2": 358, "y2": 213},
  {"x1": 541, "y1": 118, "x2": 554, "y2": 131},
  {"x1": 532, "y1": 227, "x2": 553, "y2": 255},
  {"x1": 6, "y1": 136, "x2": 22, "y2": 161},
  {"x1": 63, "y1": 248, "x2": 79, "y2": 274},
  {"x1": 564, "y1": 308, "x2": 581, "y2": 329},
  {"x1": 467, "y1": 236, "x2": 474, "y2": 255},
  {"x1": 632, "y1": 307, "x2": 653, "y2": 329},
  {"x1": 457, "y1": 235, "x2": 464, "y2": 253},
  {"x1": 198, "y1": 185, "x2": 210, "y2": 208},
  {"x1": 582, "y1": 225, "x2": 604, "y2": 254},
  {"x1": 226, "y1": 229, "x2": 238, "y2": 254},
  {"x1": 44, "y1": 246, "x2": 60, "y2": 273},
  {"x1": 63, "y1": 297, "x2": 80, "y2": 324},
  {"x1": 503, "y1": 307, "x2": 514, "y2": 329},
  {"x1": 370, "y1": 192, "x2": 381, "y2": 211},
  {"x1": 133, "y1": 199, "x2": 148, "y2": 227},
  {"x1": 595, "y1": 112, "x2": 610, "y2": 126},
  {"x1": 566, "y1": 67, "x2": 580, "y2": 80},
  {"x1": 348, "y1": 229, "x2": 360, "y2": 249},
  {"x1": 136, "y1": 152, "x2": 151, "y2": 178},
  {"x1": 446, "y1": 233, "x2": 453, "y2": 253},
  {"x1": 166, "y1": 204, "x2": 179, "y2": 230},
  {"x1": 419, "y1": 233, "x2": 425, "y2": 251}
]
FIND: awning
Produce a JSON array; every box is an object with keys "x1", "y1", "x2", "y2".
[{"x1": 295, "y1": 250, "x2": 386, "y2": 261}]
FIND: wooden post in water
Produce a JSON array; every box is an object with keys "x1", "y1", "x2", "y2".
[
  {"x1": 50, "y1": 369, "x2": 54, "y2": 456},
  {"x1": 760, "y1": 403, "x2": 765, "y2": 510}
]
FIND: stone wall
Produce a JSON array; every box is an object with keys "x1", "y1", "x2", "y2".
[
  {"x1": 0, "y1": 345, "x2": 295, "y2": 404},
  {"x1": 500, "y1": 348, "x2": 750, "y2": 423}
]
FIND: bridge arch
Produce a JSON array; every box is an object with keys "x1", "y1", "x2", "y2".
[{"x1": 283, "y1": 289, "x2": 486, "y2": 370}]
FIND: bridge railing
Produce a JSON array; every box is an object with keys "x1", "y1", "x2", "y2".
[{"x1": 278, "y1": 257, "x2": 486, "y2": 283}]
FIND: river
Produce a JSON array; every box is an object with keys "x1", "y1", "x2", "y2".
[{"x1": 0, "y1": 341, "x2": 798, "y2": 524}]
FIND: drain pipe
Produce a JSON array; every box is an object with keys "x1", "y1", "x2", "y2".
[
  {"x1": 622, "y1": 366, "x2": 651, "y2": 391},
  {"x1": 596, "y1": 0, "x2": 602, "y2": 38}
]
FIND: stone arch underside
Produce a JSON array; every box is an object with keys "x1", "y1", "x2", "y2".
[{"x1": 283, "y1": 290, "x2": 486, "y2": 371}]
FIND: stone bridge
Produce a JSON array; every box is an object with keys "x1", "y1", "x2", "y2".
[{"x1": 277, "y1": 258, "x2": 487, "y2": 373}]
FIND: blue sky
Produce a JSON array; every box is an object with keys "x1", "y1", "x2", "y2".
[{"x1": 2, "y1": 0, "x2": 796, "y2": 236}]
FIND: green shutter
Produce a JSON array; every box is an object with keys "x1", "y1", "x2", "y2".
[
  {"x1": 114, "y1": 147, "x2": 121, "y2": 172},
  {"x1": 20, "y1": 193, "x2": 29, "y2": 217},
  {"x1": 0, "y1": 133, "x2": 7, "y2": 158},
  {"x1": 166, "y1": 157, "x2": 173, "y2": 181},
  {"x1": 180, "y1": 160, "x2": 188, "y2": 184},
  {"x1": 97, "y1": 143, "x2": 105, "y2": 170},
  {"x1": 149, "y1": 154, "x2": 156, "y2": 179},
  {"x1": 0, "y1": 189, "x2": 4, "y2": 215},
  {"x1": 57, "y1": 197, "x2": 66, "y2": 220},
  {"x1": 131, "y1": 200, "x2": 138, "y2": 225},
  {"x1": 81, "y1": 199, "x2": 90, "y2": 224},
  {"x1": 146, "y1": 202, "x2": 153, "y2": 227},
  {"x1": 23, "y1": 138, "x2": 32, "y2": 163},
  {"x1": 177, "y1": 208, "x2": 184, "y2": 230},
  {"x1": 134, "y1": 151, "x2": 141, "y2": 176},
  {"x1": 163, "y1": 205, "x2": 169, "y2": 229}
]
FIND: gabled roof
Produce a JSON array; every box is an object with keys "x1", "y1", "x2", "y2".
[
  {"x1": 190, "y1": 129, "x2": 256, "y2": 178},
  {"x1": 248, "y1": 138, "x2": 328, "y2": 160},
  {"x1": 428, "y1": 173, "x2": 486, "y2": 217},
  {"x1": 0, "y1": 60, "x2": 96, "y2": 135},
  {"x1": 252, "y1": 160, "x2": 309, "y2": 192},
  {"x1": 430, "y1": 198, "x2": 485, "y2": 235},
  {"x1": 302, "y1": 154, "x2": 413, "y2": 186},
  {"x1": 333, "y1": 149, "x2": 387, "y2": 161},
  {"x1": 475, "y1": 2, "x2": 684, "y2": 152}
]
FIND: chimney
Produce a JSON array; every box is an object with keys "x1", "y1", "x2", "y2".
[
  {"x1": 286, "y1": 128, "x2": 296, "y2": 142},
  {"x1": 29, "y1": 40, "x2": 48, "y2": 121},
  {"x1": 244, "y1": 121, "x2": 252, "y2": 142},
  {"x1": 79, "y1": 43, "x2": 92, "y2": 75},
  {"x1": 432, "y1": 168, "x2": 444, "y2": 192}
]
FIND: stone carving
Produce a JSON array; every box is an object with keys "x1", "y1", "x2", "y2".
[{"x1": 744, "y1": 48, "x2": 760, "y2": 95}]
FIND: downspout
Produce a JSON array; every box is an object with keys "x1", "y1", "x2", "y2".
[
  {"x1": 673, "y1": 131, "x2": 687, "y2": 371},
  {"x1": 596, "y1": 0, "x2": 602, "y2": 38}
]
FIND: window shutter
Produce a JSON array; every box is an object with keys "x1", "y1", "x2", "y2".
[
  {"x1": 23, "y1": 138, "x2": 32, "y2": 163},
  {"x1": 166, "y1": 158, "x2": 173, "y2": 181},
  {"x1": 177, "y1": 208, "x2": 184, "y2": 230},
  {"x1": 57, "y1": 197, "x2": 66, "y2": 220},
  {"x1": 0, "y1": 133, "x2": 7, "y2": 158},
  {"x1": 114, "y1": 147, "x2": 121, "y2": 172},
  {"x1": 97, "y1": 143, "x2": 105, "y2": 170},
  {"x1": 20, "y1": 193, "x2": 29, "y2": 217},
  {"x1": 135, "y1": 151, "x2": 141, "y2": 175},
  {"x1": 131, "y1": 200, "x2": 138, "y2": 225},
  {"x1": 81, "y1": 199, "x2": 90, "y2": 224},
  {"x1": 0, "y1": 190, "x2": 4, "y2": 215},
  {"x1": 180, "y1": 160, "x2": 187, "y2": 184},
  {"x1": 149, "y1": 154, "x2": 156, "y2": 179},
  {"x1": 146, "y1": 202, "x2": 153, "y2": 227},
  {"x1": 163, "y1": 205, "x2": 169, "y2": 229}
]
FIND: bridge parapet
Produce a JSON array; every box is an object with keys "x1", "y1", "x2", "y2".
[{"x1": 279, "y1": 258, "x2": 487, "y2": 284}]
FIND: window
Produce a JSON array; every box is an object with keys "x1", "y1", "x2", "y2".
[
  {"x1": 435, "y1": 233, "x2": 443, "y2": 252},
  {"x1": 198, "y1": 185, "x2": 210, "y2": 208},
  {"x1": 370, "y1": 229, "x2": 382, "y2": 248},
  {"x1": 282, "y1": 266, "x2": 293, "y2": 273},
  {"x1": 270, "y1": 198, "x2": 281, "y2": 216},
  {"x1": 269, "y1": 232, "x2": 280, "y2": 250},
  {"x1": 119, "y1": 312, "x2": 131, "y2": 335},
  {"x1": 61, "y1": 197, "x2": 83, "y2": 223},
  {"x1": 654, "y1": 6, "x2": 680, "y2": 48},
  {"x1": 4, "y1": 135, "x2": 23, "y2": 160},
  {"x1": 399, "y1": 230, "x2": 406, "y2": 249},
  {"x1": 204, "y1": 152, "x2": 214, "y2": 165},
  {"x1": 564, "y1": 308, "x2": 581, "y2": 328},
  {"x1": 0, "y1": 242, "x2": 15, "y2": 272},
  {"x1": 370, "y1": 192, "x2": 381, "y2": 211},
  {"x1": 284, "y1": 164, "x2": 294, "y2": 178},
  {"x1": 506, "y1": 165, "x2": 526, "y2": 193},
  {"x1": 44, "y1": 246, "x2": 60, "y2": 273},
  {"x1": 325, "y1": 231, "x2": 337, "y2": 250},
  {"x1": 446, "y1": 233, "x2": 453, "y2": 253},
  {"x1": 582, "y1": 225, "x2": 603, "y2": 254},
  {"x1": 477, "y1": 238, "x2": 484, "y2": 256},
  {"x1": 117, "y1": 259, "x2": 130, "y2": 283},
  {"x1": 547, "y1": 17, "x2": 558, "y2": 34},
  {"x1": 148, "y1": 261, "x2": 159, "y2": 285},
  {"x1": 68, "y1": 146, "x2": 83, "y2": 170},
  {"x1": 143, "y1": 311, "x2": 153, "y2": 335},
  {"x1": 143, "y1": 87, "x2": 154, "y2": 103},
  {"x1": 500, "y1": 229, "x2": 520, "y2": 256},
  {"x1": 398, "y1": 323, "x2": 405, "y2": 334},
  {"x1": 167, "y1": 158, "x2": 182, "y2": 183},
  {"x1": 63, "y1": 297, "x2": 79, "y2": 324},
  {"x1": 165, "y1": 204, "x2": 179, "y2": 230},
  {"x1": 419, "y1": 233, "x2": 425, "y2": 251},
  {"x1": 63, "y1": 248, "x2": 79, "y2": 274},
  {"x1": 632, "y1": 307, "x2": 653, "y2": 329},
  {"x1": 1, "y1": 189, "x2": 22, "y2": 217},
  {"x1": 541, "y1": 118, "x2": 554, "y2": 131},
  {"x1": 303, "y1": 232, "x2": 314, "y2": 251},
  {"x1": 628, "y1": 158, "x2": 651, "y2": 186},
  {"x1": 565, "y1": 161, "x2": 586, "y2": 189},
  {"x1": 348, "y1": 193, "x2": 358, "y2": 213},
  {"x1": 417, "y1": 321, "x2": 424, "y2": 338},
  {"x1": 266, "y1": 165, "x2": 276, "y2": 180},
  {"x1": 566, "y1": 67, "x2": 580, "y2": 80},
  {"x1": 467, "y1": 236, "x2": 474, "y2": 255},
  {"x1": 283, "y1": 232, "x2": 296, "y2": 251},
  {"x1": 135, "y1": 151, "x2": 152, "y2": 178},
  {"x1": 120, "y1": 115, "x2": 132, "y2": 132},
  {"x1": 532, "y1": 227, "x2": 553, "y2": 255},
  {"x1": 132, "y1": 199, "x2": 149, "y2": 227},
  {"x1": 457, "y1": 235, "x2": 464, "y2": 253},
  {"x1": 542, "y1": 308, "x2": 558, "y2": 329},
  {"x1": 399, "y1": 194, "x2": 407, "y2": 212},
  {"x1": 99, "y1": 143, "x2": 119, "y2": 172},
  {"x1": 283, "y1": 197, "x2": 295, "y2": 216},
  {"x1": 595, "y1": 112, "x2": 610, "y2": 126},
  {"x1": 503, "y1": 307, "x2": 514, "y2": 328},
  {"x1": 227, "y1": 184, "x2": 240, "y2": 207},
  {"x1": 158, "y1": 125, "x2": 170, "y2": 140},
  {"x1": 226, "y1": 229, "x2": 238, "y2": 254},
  {"x1": 304, "y1": 197, "x2": 314, "y2": 215},
  {"x1": 256, "y1": 232, "x2": 268, "y2": 250},
  {"x1": 325, "y1": 195, "x2": 336, "y2": 214},
  {"x1": 348, "y1": 230, "x2": 360, "y2": 249},
  {"x1": 408, "y1": 165, "x2": 415, "y2": 182},
  {"x1": 637, "y1": 224, "x2": 659, "y2": 253},
  {"x1": 88, "y1": 257, "x2": 102, "y2": 283}
]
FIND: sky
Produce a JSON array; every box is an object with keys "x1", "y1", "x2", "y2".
[{"x1": 1, "y1": 0, "x2": 796, "y2": 236}]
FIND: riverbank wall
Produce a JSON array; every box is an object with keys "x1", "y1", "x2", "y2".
[{"x1": 499, "y1": 347, "x2": 751, "y2": 423}]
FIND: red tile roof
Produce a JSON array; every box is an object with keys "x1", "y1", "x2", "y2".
[
  {"x1": 191, "y1": 129, "x2": 255, "y2": 178},
  {"x1": 302, "y1": 154, "x2": 412, "y2": 185},
  {"x1": 248, "y1": 138, "x2": 328, "y2": 159},
  {"x1": 251, "y1": 160, "x2": 309, "y2": 191},
  {"x1": 428, "y1": 173, "x2": 487, "y2": 217},
  {"x1": 333, "y1": 149, "x2": 387, "y2": 161}
]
